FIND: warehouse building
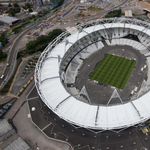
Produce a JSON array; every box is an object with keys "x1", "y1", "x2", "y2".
[{"x1": 0, "y1": 16, "x2": 21, "y2": 27}]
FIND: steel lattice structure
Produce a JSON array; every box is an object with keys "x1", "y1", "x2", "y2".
[{"x1": 35, "y1": 18, "x2": 150, "y2": 130}]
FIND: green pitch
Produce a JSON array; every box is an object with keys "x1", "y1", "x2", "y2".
[{"x1": 89, "y1": 54, "x2": 136, "y2": 89}]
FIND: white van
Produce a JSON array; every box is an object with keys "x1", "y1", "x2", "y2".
[{"x1": 0, "y1": 75, "x2": 4, "y2": 79}]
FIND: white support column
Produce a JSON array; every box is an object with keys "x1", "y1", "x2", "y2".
[
  {"x1": 107, "y1": 88, "x2": 123, "y2": 105},
  {"x1": 61, "y1": 71, "x2": 65, "y2": 82},
  {"x1": 137, "y1": 80, "x2": 148, "y2": 98},
  {"x1": 93, "y1": 20, "x2": 100, "y2": 32},
  {"x1": 79, "y1": 86, "x2": 91, "y2": 104},
  {"x1": 58, "y1": 55, "x2": 61, "y2": 66},
  {"x1": 65, "y1": 39, "x2": 73, "y2": 53}
]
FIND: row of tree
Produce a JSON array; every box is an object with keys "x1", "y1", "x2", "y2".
[
  {"x1": 17, "y1": 29, "x2": 63, "y2": 58},
  {"x1": 105, "y1": 9, "x2": 122, "y2": 18},
  {"x1": 0, "y1": 34, "x2": 8, "y2": 47},
  {"x1": 0, "y1": 34, "x2": 8, "y2": 61},
  {"x1": 78, "y1": 13, "x2": 85, "y2": 18},
  {"x1": 8, "y1": 3, "x2": 32, "y2": 16},
  {"x1": 8, "y1": 3, "x2": 19, "y2": 7},
  {"x1": 1, "y1": 2, "x2": 31, "y2": 8},
  {"x1": 9, "y1": 7, "x2": 21, "y2": 16},
  {"x1": 87, "y1": 6, "x2": 101, "y2": 12},
  {"x1": 0, "y1": 49, "x2": 7, "y2": 60}
]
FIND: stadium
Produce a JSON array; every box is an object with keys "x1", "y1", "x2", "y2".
[{"x1": 35, "y1": 17, "x2": 150, "y2": 131}]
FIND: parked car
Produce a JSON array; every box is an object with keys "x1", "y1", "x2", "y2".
[
  {"x1": 0, "y1": 74, "x2": 4, "y2": 79},
  {"x1": 6, "y1": 63, "x2": 9, "y2": 67},
  {"x1": 0, "y1": 109, "x2": 6, "y2": 118},
  {"x1": 3, "y1": 103, "x2": 11, "y2": 110}
]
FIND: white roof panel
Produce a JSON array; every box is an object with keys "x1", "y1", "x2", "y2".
[
  {"x1": 66, "y1": 33, "x2": 78, "y2": 43},
  {"x1": 37, "y1": 19, "x2": 150, "y2": 129},
  {"x1": 41, "y1": 58, "x2": 59, "y2": 81},
  {"x1": 111, "y1": 23, "x2": 124, "y2": 28},
  {"x1": 48, "y1": 42, "x2": 66, "y2": 58},
  {"x1": 0, "y1": 16, "x2": 19, "y2": 24},
  {"x1": 133, "y1": 93, "x2": 150, "y2": 117},
  {"x1": 56, "y1": 97, "x2": 97, "y2": 126},
  {"x1": 65, "y1": 43, "x2": 73, "y2": 51},
  {"x1": 87, "y1": 24, "x2": 105, "y2": 32},
  {"x1": 41, "y1": 78, "x2": 70, "y2": 108},
  {"x1": 146, "y1": 30, "x2": 150, "y2": 36}
]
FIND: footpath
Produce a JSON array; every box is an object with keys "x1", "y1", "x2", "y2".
[{"x1": 0, "y1": 54, "x2": 38, "y2": 104}]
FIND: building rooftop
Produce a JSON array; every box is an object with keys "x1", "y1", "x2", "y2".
[
  {"x1": 3, "y1": 137, "x2": 31, "y2": 150},
  {"x1": 125, "y1": 10, "x2": 132, "y2": 17},
  {"x1": 0, "y1": 16, "x2": 19, "y2": 24},
  {"x1": 35, "y1": 18, "x2": 150, "y2": 130},
  {"x1": 29, "y1": 11, "x2": 38, "y2": 16},
  {"x1": 0, "y1": 119, "x2": 13, "y2": 136},
  {"x1": 140, "y1": 1, "x2": 150, "y2": 12}
]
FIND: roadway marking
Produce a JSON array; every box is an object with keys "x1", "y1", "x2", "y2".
[
  {"x1": 42, "y1": 123, "x2": 51, "y2": 131},
  {"x1": 8, "y1": 92, "x2": 19, "y2": 99}
]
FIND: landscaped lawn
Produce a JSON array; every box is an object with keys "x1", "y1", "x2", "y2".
[{"x1": 89, "y1": 54, "x2": 136, "y2": 89}]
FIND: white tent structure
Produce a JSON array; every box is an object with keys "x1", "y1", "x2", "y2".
[{"x1": 35, "y1": 18, "x2": 150, "y2": 130}]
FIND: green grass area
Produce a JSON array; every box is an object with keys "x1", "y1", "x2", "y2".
[
  {"x1": 0, "y1": 57, "x2": 6, "y2": 63},
  {"x1": 89, "y1": 54, "x2": 136, "y2": 89}
]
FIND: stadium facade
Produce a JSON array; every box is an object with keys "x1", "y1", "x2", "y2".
[{"x1": 35, "y1": 18, "x2": 150, "y2": 130}]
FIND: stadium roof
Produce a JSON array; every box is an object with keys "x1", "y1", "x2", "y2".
[{"x1": 35, "y1": 18, "x2": 150, "y2": 130}]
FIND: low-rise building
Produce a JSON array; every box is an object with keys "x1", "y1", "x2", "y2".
[
  {"x1": 0, "y1": 16, "x2": 21, "y2": 27},
  {"x1": 29, "y1": 11, "x2": 38, "y2": 16},
  {"x1": 0, "y1": 119, "x2": 15, "y2": 142},
  {"x1": 3, "y1": 137, "x2": 31, "y2": 150},
  {"x1": 15, "y1": 12, "x2": 30, "y2": 22},
  {"x1": 125, "y1": 10, "x2": 133, "y2": 17}
]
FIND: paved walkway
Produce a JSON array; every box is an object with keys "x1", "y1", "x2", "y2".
[
  {"x1": 5, "y1": 81, "x2": 72, "y2": 150},
  {"x1": 0, "y1": 95, "x2": 13, "y2": 105},
  {"x1": 0, "y1": 53, "x2": 39, "y2": 104}
]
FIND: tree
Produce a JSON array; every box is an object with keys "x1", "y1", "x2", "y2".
[
  {"x1": 9, "y1": 8, "x2": 15, "y2": 16},
  {"x1": 47, "y1": 29, "x2": 63, "y2": 42},
  {"x1": 29, "y1": 8, "x2": 33, "y2": 12},
  {"x1": 2, "y1": 38, "x2": 8, "y2": 47},
  {"x1": 76, "y1": 22, "x2": 81, "y2": 25},
  {"x1": 13, "y1": 28, "x2": 21, "y2": 34},
  {"x1": 0, "y1": 49, "x2": 3, "y2": 58},
  {"x1": 8, "y1": 3, "x2": 12, "y2": 7},
  {"x1": 26, "y1": 41, "x2": 37, "y2": 50},
  {"x1": 0, "y1": 48, "x2": 7, "y2": 59},
  {"x1": 105, "y1": 9, "x2": 122, "y2": 18},
  {"x1": 0, "y1": 34, "x2": 4, "y2": 42},
  {"x1": 18, "y1": 29, "x2": 63, "y2": 58},
  {"x1": 0, "y1": 3, "x2": 2, "y2": 6},
  {"x1": 15, "y1": 7, "x2": 21, "y2": 13},
  {"x1": 36, "y1": 35, "x2": 49, "y2": 44},
  {"x1": 38, "y1": 11, "x2": 42, "y2": 15},
  {"x1": 26, "y1": 2, "x2": 31, "y2": 8},
  {"x1": 0, "y1": 33, "x2": 8, "y2": 47},
  {"x1": 23, "y1": 6, "x2": 27, "y2": 10},
  {"x1": 13, "y1": 3, "x2": 19, "y2": 7},
  {"x1": 32, "y1": 15, "x2": 35, "y2": 18}
]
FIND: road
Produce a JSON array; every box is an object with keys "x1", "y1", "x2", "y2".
[
  {"x1": 0, "y1": 25, "x2": 38, "y2": 88},
  {"x1": 0, "y1": 0, "x2": 74, "y2": 89},
  {"x1": 26, "y1": 85, "x2": 150, "y2": 150},
  {"x1": 0, "y1": 0, "x2": 128, "y2": 90},
  {"x1": 4, "y1": 80, "x2": 72, "y2": 150}
]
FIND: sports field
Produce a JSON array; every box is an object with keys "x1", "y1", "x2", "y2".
[{"x1": 89, "y1": 54, "x2": 136, "y2": 89}]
